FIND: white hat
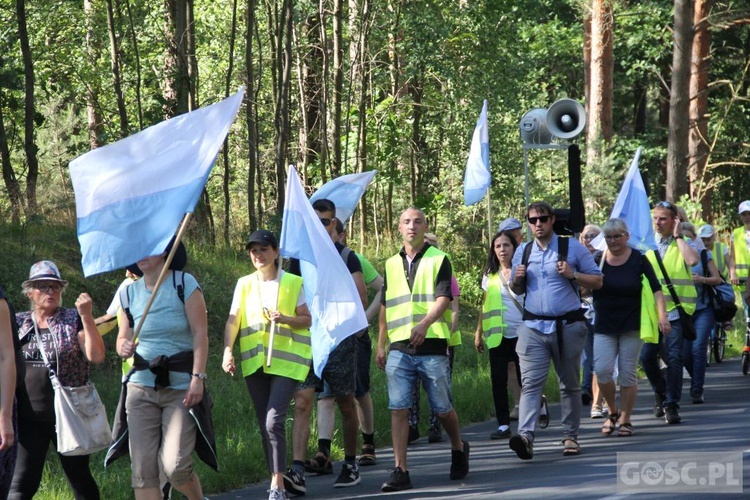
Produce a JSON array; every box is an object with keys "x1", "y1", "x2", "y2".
[
  {"x1": 739, "y1": 200, "x2": 750, "y2": 214},
  {"x1": 697, "y1": 224, "x2": 715, "y2": 239}
]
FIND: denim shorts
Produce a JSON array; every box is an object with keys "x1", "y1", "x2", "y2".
[{"x1": 385, "y1": 349, "x2": 453, "y2": 413}]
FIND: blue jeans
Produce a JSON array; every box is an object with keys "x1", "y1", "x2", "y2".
[
  {"x1": 581, "y1": 320, "x2": 595, "y2": 393},
  {"x1": 683, "y1": 306, "x2": 713, "y2": 397},
  {"x1": 385, "y1": 350, "x2": 453, "y2": 413},
  {"x1": 639, "y1": 317, "x2": 685, "y2": 407}
]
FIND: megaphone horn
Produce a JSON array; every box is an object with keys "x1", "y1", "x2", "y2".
[
  {"x1": 519, "y1": 108, "x2": 552, "y2": 145},
  {"x1": 546, "y1": 99, "x2": 586, "y2": 140}
]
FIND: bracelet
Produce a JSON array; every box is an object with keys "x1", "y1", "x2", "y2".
[
  {"x1": 675, "y1": 234, "x2": 684, "y2": 239},
  {"x1": 192, "y1": 372, "x2": 208, "y2": 380}
]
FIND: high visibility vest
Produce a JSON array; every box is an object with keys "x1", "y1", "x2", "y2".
[
  {"x1": 713, "y1": 241, "x2": 728, "y2": 278},
  {"x1": 640, "y1": 275, "x2": 659, "y2": 344},
  {"x1": 646, "y1": 243, "x2": 698, "y2": 315},
  {"x1": 384, "y1": 246, "x2": 451, "y2": 343},
  {"x1": 237, "y1": 272, "x2": 311, "y2": 381},
  {"x1": 733, "y1": 227, "x2": 749, "y2": 280},
  {"x1": 481, "y1": 273, "x2": 505, "y2": 349}
]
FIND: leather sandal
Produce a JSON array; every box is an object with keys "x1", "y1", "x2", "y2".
[
  {"x1": 602, "y1": 413, "x2": 618, "y2": 435},
  {"x1": 562, "y1": 438, "x2": 581, "y2": 456},
  {"x1": 618, "y1": 422, "x2": 634, "y2": 437}
]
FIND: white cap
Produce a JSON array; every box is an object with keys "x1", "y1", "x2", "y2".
[
  {"x1": 697, "y1": 224, "x2": 715, "y2": 239},
  {"x1": 739, "y1": 200, "x2": 750, "y2": 214}
]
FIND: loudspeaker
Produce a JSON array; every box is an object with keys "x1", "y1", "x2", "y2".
[
  {"x1": 546, "y1": 99, "x2": 586, "y2": 140},
  {"x1": 519, "y1": 108, "x2": 552, "y2": 144}
]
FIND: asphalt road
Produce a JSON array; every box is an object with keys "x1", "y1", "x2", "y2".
[{"x1": 210, "y1": 355, "x2": 750, "y2": 499}]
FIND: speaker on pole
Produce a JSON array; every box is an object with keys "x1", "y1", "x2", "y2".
[
  {"x1": 519, "y1": 108, "x2": 552, "y2": 144},
  {"x1": 546, "y1": 99, "x2": 586, "y2": 140}
]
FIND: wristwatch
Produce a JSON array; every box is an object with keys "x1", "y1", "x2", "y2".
[
  {"x1": 573, "y1": 271, "x2": 580, "y2": 281},
  {"x1": 192, "y1": 372, "x2": 208, "y2": 380}
]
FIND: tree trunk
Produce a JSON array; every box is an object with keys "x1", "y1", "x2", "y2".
[
  {"x1": 245, "y1": 0, "x2": 259, "y2": 230},
  {"x1": 223, "y1": 0, "x2": 238, "y2": 245},
  {"x1": 84, "y1": 0, "x2": 104, "y2": 148},
  {"x1": 106, "y1": 0, "x2": 129, "y2": 137},
  {"x1": 586, "y1": 0, "x2": 614, "y2": 165},
  {"x1": 298, "y1": 12, "x2": 324, "y2": 181},
  {"x1": 689, "y1": 0, "x2": 712, "y2": 219},
  {"x1": 666, "y1": 0, "x2": 693, "y2": 201},
  {"x1": 318, "y1": 0, "x2": 330, "y2": 182},
  {"x1": 0, "y1": 92, "x2": 23, "y2": 223},
  {"x1": 331, "y1": 0, "x2": 343, "y2": 177},
  {"x1": 163, "y1": 0, "x2": 189, "y2": 118},
  {"x1": 16, "y1": 0, "x2": 38, "y2": 216},
  {"x1": 186, "y1": 0, "x2": 198, "y2": 110},
  {"x1": 124, "y1": 0, "x2": 144, "y2": 129}
]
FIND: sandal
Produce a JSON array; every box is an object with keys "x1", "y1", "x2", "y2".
[
  {"x1": 562, "y1": 438, "x2": 581, "y2": 456},
  {"x1": 602, "y1": 413, "x2": 618, "y2": 435},
  {"x1": 358, "y1": 444, "x2": 377, "y2": 466},
  {"x1": 538, "y1": 395, "x2": 549, "y2": 429},
  {"x1": 618, "y1": 422, "x2": 635, "y2": 437}
]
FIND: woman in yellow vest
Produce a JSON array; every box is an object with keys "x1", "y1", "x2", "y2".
[
  {"x1": 474, "y1": 230, "x2": 523, "y2": 440},
  {"x1": 222, "y1": 230, "x2": 312, "y2": 500}
]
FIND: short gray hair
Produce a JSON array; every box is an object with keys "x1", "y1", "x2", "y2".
[{"x1": 602, "y1": 218, "x2": 629, "y2": 237}]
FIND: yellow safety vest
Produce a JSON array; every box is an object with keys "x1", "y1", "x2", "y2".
[
  {"x1": 640, "y1": 275, "x2": 659, "y2": 344},
  {"x1": 646, "y1": 243, "x2": 698, "y2": 315},
  {"x1": 733, "y1": 227, "x2": 749, "y2": 280},
  {"x1": 713, "y1": 241, "x2": 728, "y2": 278},
  {"x1": 237, "y1": 272, "x2": 311, "y2": 381},
  {"x1": 384, "y1": 246, "x2": 452, "y2": 343},
  {"x1": 482, "y1": 273, "x2": 505, "y2": 349}
]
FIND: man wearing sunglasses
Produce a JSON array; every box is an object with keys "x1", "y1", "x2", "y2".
[
  {"x1": 640, "y1": 201, "x2": 699, "y2": 425},
  {"x1": 508, "y1": 201, "x2": 603, "y2": 460}
]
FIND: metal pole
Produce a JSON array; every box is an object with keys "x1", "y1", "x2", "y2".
[{"x1": 523, "y1": 146, "x2": 531, "y2": 240}]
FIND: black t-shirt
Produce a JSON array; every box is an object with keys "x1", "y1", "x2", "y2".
[
  {"x1": 287, "y1": 242, "x2": 362, "y2": 276},
  {"x1": 22, "y1": 326, "x2": 60, "y2": 420},
  {"x1": 592, "y1": 250, "x2": 661, "y2": 334}
]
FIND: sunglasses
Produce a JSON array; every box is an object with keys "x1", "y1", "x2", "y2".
[
  {"x1": 35, "y1": 283, "x2": 64, "y2": 293},
  {"x1": 604, "y1": 233, "x2": 626, "y2": 241},
  {"x1": 318, "y1": 218, "x2": 332, "y2": 227},
  {"x1": 527, "y1": 215, "x2": 551, "y2": 225},
  {"x1": 655, "y1": 201, "x2": 677, "y2": 215}
]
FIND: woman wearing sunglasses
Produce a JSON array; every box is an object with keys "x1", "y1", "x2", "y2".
[
  {"x1": 222, "y1": 230, "x2": 312, "y2": 500},
  {"x1": 10, "y1": 261, "x2": 104, "y2": 499}
]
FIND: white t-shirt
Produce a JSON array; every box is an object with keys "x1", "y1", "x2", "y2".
[
  {"x1": 106, "y1": 277, "x2": 136, "y2": 316},
  {"x1": 229, "y1": 270, "x2": 306, "y2": 317},
  {"x1": 482, "y1": 271, "x2": 523, "y2": 338}
]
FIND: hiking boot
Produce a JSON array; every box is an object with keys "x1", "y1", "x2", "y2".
[
  {"x1": 664, "y1": 404, "x2": 682, "y2": 424},
  {"x1": 357, "y1": 444, "x2": 376, "y2": 466},
  {"x1": 428, "y1": 427, "x2": 443, "y2": 443},
  {"x1": 268, "y1": 486, "x2": 288, "y2": 500},
  {"x1": 449, "y1": 440, "x2": 470, "y2": 480},
  {"x1": 282, "y1": 469, "x2": 306, "y2": 496},
  {"x1": 381, "y1": 467, "x2": 412, "y2": 492},
  {"x1": 509, "y1": 434, "x2": 533, "y2": 460},
  {"x1": 407, "y1": 425, "x2": 420, "y2": 444},
  {"x1": 304, "y1": 452, "x2": 332, "y2": 475},
  {"x1": 333, "y1": 463, "x2": 360, "y2": 488},
  {"x1": 653, "y1": 393, "x2": 666, "y2": 418}
]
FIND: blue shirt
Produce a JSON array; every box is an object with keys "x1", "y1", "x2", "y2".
[
  {"x1": 692, "y1": 250, "x2": 713, "y2": 311},
  {"x1": 512, "y1": 234, "x2": 602, "y2": 334}
]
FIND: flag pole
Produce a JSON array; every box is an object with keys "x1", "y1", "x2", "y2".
[
  {"x1": 131, "y1": 212, "x2": 193, "y2": 344},
  {"x1": 486, "y1": 188, "x2": 493, "y2": 239}
]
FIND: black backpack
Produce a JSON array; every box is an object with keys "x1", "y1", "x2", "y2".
[
  {"x1": 119, "y1": 271, "x2": 186, "y2": 328},
  {"x1": 700, "y1": 250, "x2": 738, "y2": 322}
]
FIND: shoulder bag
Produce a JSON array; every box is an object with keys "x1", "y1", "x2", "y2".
[
  {"x1": 653, "y1": 252, "x2": 697, "y2": 341},
  {"x1": 33, "y1": 315, "x2": 112, "y2": 456},
  {"x1": 700, "y1": 250, "x2": 738, "y2": 322}
]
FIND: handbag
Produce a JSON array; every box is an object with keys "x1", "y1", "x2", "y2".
[
  {"x1": 700, "y1": 250, "x2": 738, "y2": 322},
  {"x1": 653, "y1": 252, "x2": 697, "y2": 341},
  {"x1": 34, "y1": 316, "x2": 112, "y2": 456}
]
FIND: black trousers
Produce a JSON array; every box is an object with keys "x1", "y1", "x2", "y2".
[
  {"x1": 8, "y1": 417, "x2": 100, "y2": 500},
  {"x1": 489, "y1": 336, "x2": 521, "y2": 427}
]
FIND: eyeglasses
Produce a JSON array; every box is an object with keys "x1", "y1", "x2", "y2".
[
  {"x1": 582, "y1": 233, "x2": 599, "y2": 241},
  {"x1": 527, "y1": 215, "x2": 551, "y2": 225},
  {"x1": 34, "y1": 283, "x2": 64, "y2": 293},
  {"x1": 655, "y1": 201, "x2": 677, "y2": 215},
  {"x1": 604, "y1": 233, "x2": 627, "y2": 241},
  {"x1": 318, "y1": 218, "x2": 332, "y2": 227}
]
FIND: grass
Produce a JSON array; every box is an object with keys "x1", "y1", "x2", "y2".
[{"x1": 3, "y1": 219, "x2": 748, "y2": 498}]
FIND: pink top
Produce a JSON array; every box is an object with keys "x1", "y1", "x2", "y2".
[{"x1": 450, "y1": 276, "x2": 460, "y2": 297}]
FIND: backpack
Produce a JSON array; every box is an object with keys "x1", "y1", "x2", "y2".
[
  {"x1": 119, "y1": 271, "x2": 186, "y2": 328},
  {"x1": 521, "y1": 236, "x2": 578, "y2": 297},
  {"x1": 700, "y1": 250, "x2": 737, "y2": 322}
]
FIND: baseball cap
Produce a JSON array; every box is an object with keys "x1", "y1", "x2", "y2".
[
  {"x1": 245, "y1": 229, "x2": 278, "y2": 249},
  {"x1": 697, "y1": 224, "x2": 715, "y2": 239},
  {"x1": 23, "y1": 260, "x2": 68, "y2": 288},
  {"x1": 739, "y1": 200, "x2": 750, "y2": 214},
  {"x1": 498, "y1": 217, "x2": 523, "y2": 232}
]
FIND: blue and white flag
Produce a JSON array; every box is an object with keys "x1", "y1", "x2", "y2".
[
  {"x1": 280, "y1": 166, "x2": 368, "y2": 377},
  {"x1": 70, "y1": 88, "x2": 245, "y2": 277},
  {"x1": 310, "y1": 170, "x2": 377, "y2": 223},
  {"x1": 593, "y1": 147, "x2": 656, "y2": 252},
  {"x1": 463, "y1": 99, "x2": 491, "y2": 206}
]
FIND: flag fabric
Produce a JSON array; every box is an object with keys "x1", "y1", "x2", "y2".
[
  {"x1": 463, "y1": 99, "x2": 491, "y2": 206},
  {"x1": 70, "y1": 88, "x2": 245, "y2": 277},
  {"x1": 592, "y1": 147, "x2": 656, "y2": 252},
  {"x1": 310, "y1": 170, "x2": 377, "y2": 223},
  {"x1": 279, "y1": 166, "x2": 368, "y2": 377}
]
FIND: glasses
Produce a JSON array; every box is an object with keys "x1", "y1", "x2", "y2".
[
  {"x1": 582, "y1": 233, "x2": 599, "y2": 241},
  {"x1": 655, "y1": 201, "x2": 677, "y2": 215},
  {"x1": 34, "y1": 283, "x2": 64, "y2": 293},
  {"x1": 527, "y1": 215, "x2": 551, "y2": 225},
  {"x1": 318, "y1": 218, "x2": 332, "y2": 227},
  {"x1": 604, "y1": 233, "x2": 627, "y2": 241}
]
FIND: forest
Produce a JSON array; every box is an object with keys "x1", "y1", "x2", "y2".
[{"x1": 1, "y1": 0, "x2": 750, "y2": 262}]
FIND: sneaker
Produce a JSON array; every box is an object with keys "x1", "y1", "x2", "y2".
[
  {"x1": 449, "y1": 440, "x2": 470, "y2": 480},
  {"x1": 490, "y1": 427, "x2": 511, "y2": 440},
  {"x1": 428, "y1": 427, "x2": 443, "y2": 443},
  {"x1": 653, "y1": 393, "x2": 666, "y2": 418},
  {"x1": 381, "y1": 467, "x2": 412, "y2": 492},
  {"x1": 357, "y1": 444, "x2": 377, "y2": 466},
  {"x1": 268, "y1": 486, "x2": 288, "y2": 500},
  {"x1": 333, "y1": 463, "x2": 360, "y2": 488},
  {"x1": 282, "y1": 469, "x2": 306, "y2": 496},
  {"x1": 509, "y1": 434, "x2": 533, "y2": 460},
  {"x1": 692, "y1": 393, "x2": 704, "y2": 404},
  {"x1": 509, "y1": 405, "x2": 519, "y2": 421},
  {"x1": 407, "y1": 425, "x2": 420, "y2": 444},
  {"x1": 664, "y1": 404, "x2": 681, "y2": 424},
  {"x1": 304, "y1": 452, "x2": 332, "y2": 475},
  {"x1": 591, "y1": 405, "x2": 604, "y2": 419}
]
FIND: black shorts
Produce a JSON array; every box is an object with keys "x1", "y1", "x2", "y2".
[{"x1": 298, "y1": 334, "x2": 357, "y2": 397}]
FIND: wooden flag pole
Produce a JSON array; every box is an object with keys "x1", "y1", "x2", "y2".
[{"x1": 266, "y1": 254, "x2": 284, "y2": 367}]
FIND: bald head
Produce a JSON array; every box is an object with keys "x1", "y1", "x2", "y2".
[{"x1": 398, "y1": 207, "x2": 428, "y2": 249}]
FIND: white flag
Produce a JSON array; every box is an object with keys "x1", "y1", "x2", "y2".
[
  {"x1": 310, "y1": 170, "x2": 377, "y2": 223},
  {"x1": 463, "y1": 99, "x2": 491, "y2": 206}
]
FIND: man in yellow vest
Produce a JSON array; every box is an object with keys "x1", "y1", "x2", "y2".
[
  {"x1": 728, "y1": 200, "x2": 750, "y2": 315},
  {"x1": 640, "y1": 201, "x2": 699, "y2": 425},
  {"x1": 376, "y1": 207, "x2": 469, "y2": 492}
]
